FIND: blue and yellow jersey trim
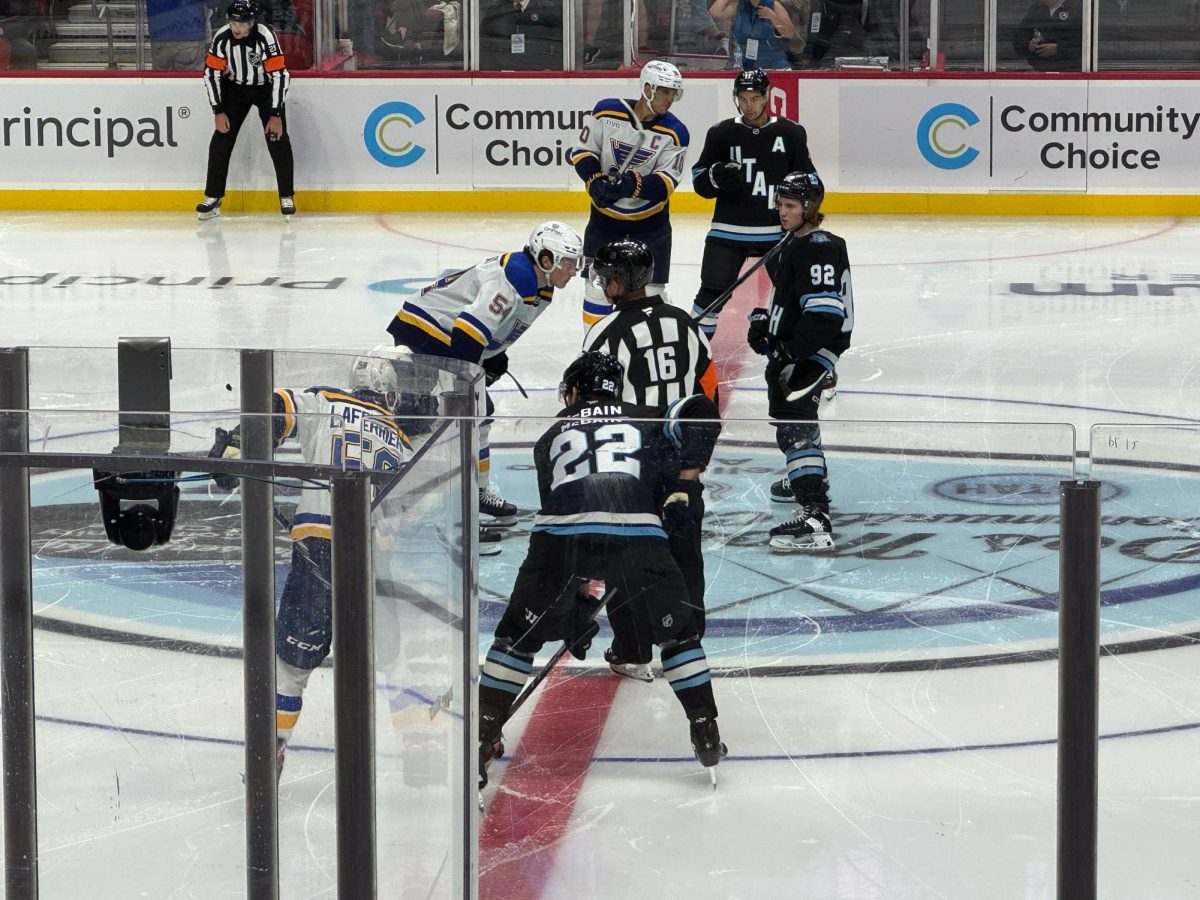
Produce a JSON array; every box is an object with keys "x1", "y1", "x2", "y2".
[
  {"x1": 596, "y1": 198, "x2": 669, "y2": 222},
  {"x1": 453, "y1": 311, "x2": 491, "y2": 349},
  {"x1": 274, "y1": 388, "x2": 297, "y2": 439},
  {"x1": 396, "y1": 302, "x2": 452, "y2": 346},
  {"x1": 291, "y1": 511, "x2": 331, "y2": 541},
  {"x1": 583, "y1": 297, "x2": 614, "y2": 326},
  {"x1": 501, "y1": 250, "x2": 541, "y2": 303}
]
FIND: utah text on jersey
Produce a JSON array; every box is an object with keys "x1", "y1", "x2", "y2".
[{"x1": 570, "y1": 99, "x2": 689, "y2": 222}]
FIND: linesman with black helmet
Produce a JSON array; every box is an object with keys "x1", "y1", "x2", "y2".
[
  {"x1": 197, "y1": 0, "x2": 295, "y2": 219},
  {"x1": 581, "y1": 237, "x2": 719, "y2": 680},
  {"x1": 747, "y1": 170, "x2": 854, "y2": 552},
  {"x1": 690, "y1": 68, "x2": 814, "y2": 341}
]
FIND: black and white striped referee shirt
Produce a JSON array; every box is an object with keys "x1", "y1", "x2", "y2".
[
  {"x1": 581, "y1": 298, "x2": 718, "y2": 411},
  {"x1": 203, "y1": 23, "x2": 290, "y2": 115}
]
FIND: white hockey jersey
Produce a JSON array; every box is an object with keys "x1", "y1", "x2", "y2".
[
  {"x1": 276, "y1": 387, "x2": 412, "y2": 541},
  {"x1": 569, "y1": 98, "x2": 690, "y2": 224},
  {"x1": 386, "y1": 250, "x2": 555, "y2": 362}
]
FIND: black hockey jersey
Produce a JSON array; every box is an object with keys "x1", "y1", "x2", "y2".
[
  {"x1": 691, "y1": 116, "x2": 813, "y2": 246},
  {"x1": 765, "y1": 229, "x2": 854, "y2": 366},
  {"x1": 530, "y1": 394, "x2": 720, "y2": 537},
  {"x1": 581, "y1": 298, "x2": 718, "y2": 411}
]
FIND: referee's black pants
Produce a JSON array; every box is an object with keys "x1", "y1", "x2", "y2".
[{"x1": 204, "y1": 82, "x2": 294, "y2": 199}]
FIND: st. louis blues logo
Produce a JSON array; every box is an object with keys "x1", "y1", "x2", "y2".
[{"x1": 610, "y1": 139, "x2": 655, "y2": 171}]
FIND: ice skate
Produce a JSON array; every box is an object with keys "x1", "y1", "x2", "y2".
[
  {"x1": 280, "y1": 196, "x2": 295, "y2": 216},
  {"x1": 769, "y1": 476, "x2": 794, "y2": 503},
  {"x1": 689, "y1": 715, "x2": 727, "y2": 787},
  {"x1": 196, "y1": 196, "x2": 222, "y2": 220},
  {"x1": 479, "y1": 486, "x2": 518, "y2": 526},
  {"x1": 604, "y1": 647, "x2": 654, "y2": 683},
  {"x1": 769, "y1": 505, "x2": 834, "y2": 551},
  {"x1": 820, "y1": 370, "x2": 838, "y2": 403},
  {"x1": 275, "y1": 737, "x2": 287, "y2": 783},
  {"x1": 478, "y1": 713, "x2": 504, "y2": 789},
  {"x1": 479, "y1": 526, "x2": 502, "y2": 557}
]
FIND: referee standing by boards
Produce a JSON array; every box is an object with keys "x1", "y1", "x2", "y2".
[{"x1": 196, "y1": 0, "x2": 295, "y2": 220}]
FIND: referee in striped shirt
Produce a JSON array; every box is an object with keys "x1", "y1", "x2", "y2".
[
  {"x1": 582, "y1": 237, "x2": 720, "y2": 668},
  {"x1": 196, "y1": 0, "x2": 294, "y2": 219}
]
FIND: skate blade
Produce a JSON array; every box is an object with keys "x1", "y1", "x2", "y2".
[
  {"x1": 197, "y1": 210, "x2": 220, "y2": 221},
  {"x1": 821, "y1": 387, "x2": 838, "y2": 403},
  {"x1": 481, "y1": 513, "x2": 518, "y2": 527},
  {"x1": 479, "y1": 542, "x2": 502, "y2": 557},
  {"x1": 769, "y1": 533, "x2": 835, "y2": 552},
  {"x1": 609, "y1": 663, "x2": 654, "y2": 683},
  {"x1": 709, "y1": 767, "x2": 718, "y2": 789}
]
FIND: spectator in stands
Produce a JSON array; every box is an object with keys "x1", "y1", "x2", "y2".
[
  {"x1": 1012, "y1": 0, "x2": 1082, "y2": 71},
  {"x1": 804, "y1": 0, "x2": 870, "y2": 66},
  {"x1": 149, "y1": 0, "x2": 220, "y2": 70},
  {"x1": 709, "y1": 0, "x2": 808, "y2": 69},
  {"x1": 480, "y1": 0, "x2": 562, "y2": 70},
  {"x1": 379, "y1": 0, "x2": 459, "y2": 67},
  {"x1": 0, "y1": 0, "x2": 42, "y2": 68}
]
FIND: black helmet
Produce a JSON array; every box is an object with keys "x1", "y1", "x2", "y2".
[
  {"x1": 733, "y1": 67, "x2": 769, "y2": 97},
  {"x1": 591, "y1": 238, "x2": 653, "y2": 300},
  {"x1": 227, "y1": 0, "x2": 256, "y2": 22},
  {"x1": 776, "y1": 170, "x2": 824, "y2": 210},
  {"x1": 559, "y1": 352, "x2": 625, "y2": 403}
]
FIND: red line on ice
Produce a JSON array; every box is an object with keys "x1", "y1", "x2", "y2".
[
  {"x1": 710, "y1": 263, "x2": 771, "y2": 415},
  {"x1": 479, "y1": 663, "x2": 620, "y2": 900}
]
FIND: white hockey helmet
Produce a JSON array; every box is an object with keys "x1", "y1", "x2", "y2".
[
  {"x1": 350, "y1": 345, "x2": 403, "y2": 398},
  {"x1": 528, "y1": 221, "x2": 583, "y2": 273},
  {"x1": 640, "y1": 60, "x2": 683, "y2": 103}
]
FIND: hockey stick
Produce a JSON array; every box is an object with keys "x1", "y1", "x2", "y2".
[
  {"x1": 503, "y1": 584, "x2": 616, "y2": 725},
  {"x1": 690, "y1": 232, "x2": 794, "y2": 325}
]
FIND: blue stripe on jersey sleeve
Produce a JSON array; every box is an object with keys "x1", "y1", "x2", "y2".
[
  {"x1": 801, "y1": 291, "x2": 846, "y2": 318},
  {"x1": 458, "y1": 310, "x2": 494, "y2": 345},
  {"x1": 501, "y1": 251, "x2": 539, "y2": 299}
]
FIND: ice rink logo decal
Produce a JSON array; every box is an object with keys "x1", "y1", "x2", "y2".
[
  {"x1": 917, "y1": 102, "x2": 980, "y2": 170},
  {"x1": 364, "y1": 102, "x2": 426, "y2": 168}
]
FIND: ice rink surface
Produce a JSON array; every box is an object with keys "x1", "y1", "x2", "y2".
[{"x1": 4, "y1": 210, "x2": 1200, "y2": 898}]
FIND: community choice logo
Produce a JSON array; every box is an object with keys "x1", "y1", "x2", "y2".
[
  {"x1": 363, "y1": 101, "x2": 426, "y2": 167},
  {"x1": 916, "y1": 102, "x2": 980, "y2": 170}
]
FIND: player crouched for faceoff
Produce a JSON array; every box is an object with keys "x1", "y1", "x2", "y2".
[
  {"x1": 478, "y1": 352, "x2": 727, "y2": 790},
  {"x1": 747, "y1": 170, "x2": 854, "y2": 551},
  {"x1": 208, "y1": 349, "x2": 413, "y2": 779},
  {"x1": 386, "y1": 221, "x2": 583, "y2": 527},
  {"x1": 570, "y1": 60, "x2": 689, "y2": 326},
  {"x1": 197, "y1": 0, "x2": 295, "y2": 220}
]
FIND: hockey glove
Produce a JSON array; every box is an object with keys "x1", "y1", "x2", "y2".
[
  {"x1": 208, "y1": 426, "x2": 242, "y2": 490},
  {"x1": 662, "y1": 478, "x2": 704, "y2": 534},
  {"x1": 747, "y1": 307, "x2": 771, "y2": 355},
  {"x1": 482, "y1": 351, "x2": 509, "y2": 387},
  {"x1": 567, "y1": 593, "x2": 601, "y2": 660},
  {"x1": 710, "y1": 161, "x2": 742, "y2": 191},
  {"x1": 588, "y1": 175, "x2": 625, "y2": 208},
  {"x1": 611, "y1": 169, "x2": 641, "y2": 199}
]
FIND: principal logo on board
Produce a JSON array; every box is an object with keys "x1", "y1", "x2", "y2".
[
  {"x1": 916, "y1": 102, "x2": 980, "y2": 170},
  {"x1": 363, "y1": 101, "x2": 427, "y2": 168}
]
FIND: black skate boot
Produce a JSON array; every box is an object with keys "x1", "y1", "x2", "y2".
[
  {"x1": 479, "y1": 526, "x2": 502, "y2": 557},
  {"x1": 280, "y1": 196, "x2": 296, "y2": 216},
  {"x1": 769, "y1": 505, "x2": 834, "y2": 551},
  {"x1": 479, "y1": 486, "x2": 518, "y2": 527},
  {"x1": 769, "y1": 476, "x2": 794, "y2": 503},
  {"x1": 689, "y1": 714, "x2": 728, "y2": 779},
  {"x1": 820, "y1": 369, "x2": 838, "y2": 402},
  {"x1": 478, "y1": 711, "x2": 505, "y2": 790},
  {"x1": 196, "y1": 196, "x2": 222, "y2": 220}
]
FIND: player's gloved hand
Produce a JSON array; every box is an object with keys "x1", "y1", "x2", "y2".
[
  {"x1": 567, "y1": 593, "x2": 601, "y2": 660},
  {"x1": 662, "y1": 478, "x2": 704, "y2": 534},
  {"x1": 612, "y1": 169, "x2": 641, "y2": 199},
  {"x1": 747, "y1": 307, "x2": 771, "y2": 355},
  {"x1": 482, "y1": 351, "x2": 509, "y2": 387},
  {"x1": 589, "y1": 175, "x2": 625, "y2": 208},
  {"x1": 208, "y1": 426, "x2": 242, "y2": 490},
  {"x1": 710, "y1": 161, "x2": 742, "y2": 191}
]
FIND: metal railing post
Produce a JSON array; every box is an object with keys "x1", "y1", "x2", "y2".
[
  {"x1": 331, "y1": 471, "x2": 376, "y2": 897},
  {"x1": 1057, "y1": 479, "x2": 1101, "y2": 900},
  {"x1": 0, "y1": 347, "x2": 38, "y2": 900},
  {"x1": 240, "y1": 349, "x2": 278, "y2": 900}
]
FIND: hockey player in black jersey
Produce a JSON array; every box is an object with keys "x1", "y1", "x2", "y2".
[
  {"x1": 477, "y1": 352, "x2": 726, "y2": 790},
  {"x1": 582, "y1": 238, "x2": 718, "y2": 676},
  {"x1": 747, "y1": 170, "x2": 853, "y2": 551},
  {"x1": 690, "y1": 68, "x2": 814, "y2": 341}
]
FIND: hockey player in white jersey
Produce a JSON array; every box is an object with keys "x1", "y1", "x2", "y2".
[
  {"x1": 208, "y1": 348, "x2": 414, "y2": 779},
  {"x1": 569, "y1": 60, "x2": 690, "y2": 326},
  {"x1": 386, "y1": 221, "x2": 583, "y2": 524}
]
